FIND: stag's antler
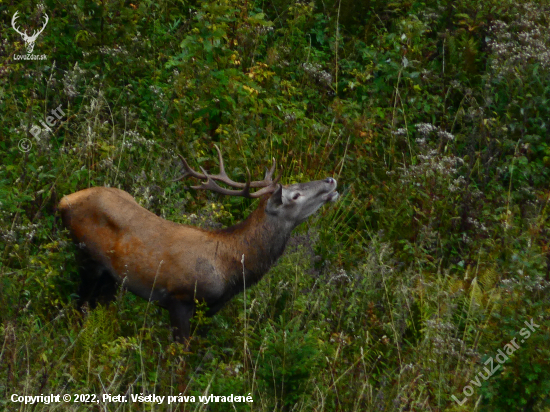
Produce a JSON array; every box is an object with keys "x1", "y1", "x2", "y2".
[{"x1": 174, "y1": 145, "x2": 281, "y2": 198}]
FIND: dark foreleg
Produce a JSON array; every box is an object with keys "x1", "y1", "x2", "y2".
[{"x1": 167, "y1": 300, "x2": 195, "y2": 348}]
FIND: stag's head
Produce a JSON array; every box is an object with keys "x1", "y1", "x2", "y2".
[
  {"x1": 175, "y1": 145, "x2": 339, "y2": 230},
  {"x1": 265, "y1": 178, "x2": 338, "y2": 227},
  {"x1": 12, "y1": 11, "x2": 49, "y2": 54}
]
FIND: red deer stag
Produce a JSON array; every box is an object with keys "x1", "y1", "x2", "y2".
[{"x1": 59, "y1": 146, "x2": 338, "y2": 345}]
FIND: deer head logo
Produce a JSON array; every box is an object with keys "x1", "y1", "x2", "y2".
[{"x1": 11, "y1": 11, "x2": 49, "y2": 54}]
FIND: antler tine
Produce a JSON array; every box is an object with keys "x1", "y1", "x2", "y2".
[
  {"x1": 191, "y1": 166, "x2": 252, "y2": 198},
  {"x1": 264, "y1": 157, "x2": 276, "y2": 181},
  {"x1": 173, "y1": 150, "x2": 245, "y2": 187},
  {"x1": 248, "y1": 171, "x2": 283, "y2": 198},
  {"x1": 211, "y1": 145, "x2": 280, "y2": 189},
  {"x1": 204, "y1": 145, "x2": 278, "y2": 189},
  {"x1": 209, "y1": 144, "x2": 248, "y2": 188},
  {"x1": 172, "y1": 154, "x2": 206, "y2": 182},
  {"x1": 174, "y1": 146, "x2": 281, "y2": 197},
  {"x1": 213, "y1": 144, "x2": 226, "y2": 177}
]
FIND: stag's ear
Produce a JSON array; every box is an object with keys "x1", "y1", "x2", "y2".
[{"x1": 266, "y1": 184, "x2": 284, "y2": 213}]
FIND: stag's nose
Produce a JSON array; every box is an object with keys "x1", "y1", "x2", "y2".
[{"x1": 324, "y1": 177, "x2": 336, "y2": 185}]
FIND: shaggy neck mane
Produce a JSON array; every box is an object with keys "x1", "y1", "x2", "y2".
[{"x1": 213, "y1": 197, "x2": 292, "y2": 287}]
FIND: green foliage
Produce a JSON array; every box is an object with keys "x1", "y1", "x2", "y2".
[
  {"x1": 79, "y1": 305, "x2": 117, "y2": 361},
  {"x1": 255, "y1": 317, "x2": 321, "y2": 408}
]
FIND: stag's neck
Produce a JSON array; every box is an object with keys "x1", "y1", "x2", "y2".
[{"x1": 213, "y1": 198, "x2": 293, "y2": 287}]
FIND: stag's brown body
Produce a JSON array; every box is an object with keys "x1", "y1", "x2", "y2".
[{"x1": 59, "y1": 147, "x2": 338, "y2": 345}]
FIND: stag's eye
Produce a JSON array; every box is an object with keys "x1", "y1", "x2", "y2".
[{"x1": 292, "y1": 193, "x2": 301, "y2": 200}]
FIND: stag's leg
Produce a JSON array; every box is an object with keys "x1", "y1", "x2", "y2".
[
  {"x1": 77, "y1": 252, "x2": 118, "y2": 308},
  {"x1": 168, "y1": 300, "x2": 194, "y2": 348}
]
